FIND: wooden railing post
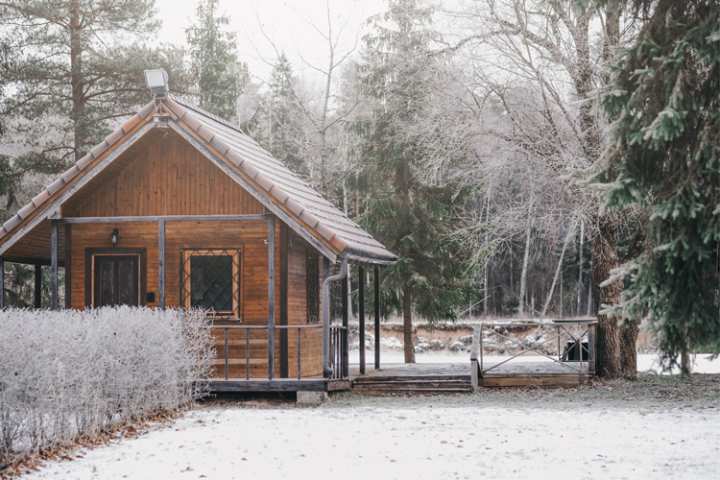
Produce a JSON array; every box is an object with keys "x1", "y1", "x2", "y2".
[
  {"x1": 358, "y1": 265, "x2": 366, "y2": 375},
  {"x1": 470, "y1": 326, "x2": 480, "y2": 391},
  {"x1": 374, "y1": 265, "x2": 380, "y2": 370},
  {"x1": 158, "y1": 219, "x2": 166, "y2": 309}
]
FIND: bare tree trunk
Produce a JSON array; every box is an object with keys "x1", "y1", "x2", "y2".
[
  {"x1": 402, "y1": 285, "x2": 415, "y2": 363},
  {"x1": 542, "y1": 220, "x2": 576, "y2": 317},
  {"x1": 577, "y1": 219, "x2": 584, "y2": 315},
  {"x1": 592, "y1": 218, "x2": 622, "y2": 378},
  {"x1": 483, "y1": 189, "x2": 491, "y2": 316},
  {"x1": 70, "y1": 0, "x2": 85, "y2": 158},
  {"x1": 518, "y1": 200, "x2": 533, "y2": 316}
]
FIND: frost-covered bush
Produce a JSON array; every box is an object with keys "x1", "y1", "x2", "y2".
[{"x1": 0, "y1": 307, "x2": 213, "y2": 464}]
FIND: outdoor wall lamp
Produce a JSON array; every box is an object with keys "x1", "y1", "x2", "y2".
[{"x1": 111, "y1": 229, "x2": 119, "y2": 247}]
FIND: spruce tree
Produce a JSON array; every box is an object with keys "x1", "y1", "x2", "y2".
[
  {"x1": 603, "y1": 0, "x2": 720, "y2": 373},
  {"x1": 247, "y1": 53, "x2": 308, "y2": 176},
  {"x1": 0, "y1": 0, "x2": 186, "y2": 211},
  {"x1": 186, "y1": 0, "x2": 248, "y2": 122},
  {"x1": 352, "y1": 0, "x2": 469, "y2": 362}
]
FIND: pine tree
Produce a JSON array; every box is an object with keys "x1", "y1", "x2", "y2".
[
  {"x1": 186, "y1": 0, "x2": 248, "y2": 122},
  {"x1": 603, "y1": 0, "x2": 720, "y2": 374},
  {"x1": 248, "y1": 53, "x2": 308, "y2": 176},
  {"x1": 352, "y1": 0, "x2": 469, "y2": 362},
  {"x1": 0, "y1": 0, "x2": 187, "y2": 212}
]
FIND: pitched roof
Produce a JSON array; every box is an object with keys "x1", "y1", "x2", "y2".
[{"x1": 0, "y1": 97, "x2": 397, "y2": 264}]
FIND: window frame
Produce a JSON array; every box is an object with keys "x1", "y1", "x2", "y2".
[{"x1": 181, "y1": 248, "x2": 242, "y2": 320}]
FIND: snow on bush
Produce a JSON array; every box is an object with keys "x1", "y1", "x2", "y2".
[{"x1": 0, "y1": 307, "x2": 213, "y2": 464}]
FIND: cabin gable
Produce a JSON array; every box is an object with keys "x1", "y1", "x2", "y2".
[{"x1": 63, "y1": 130, "x2": 265, "y2": 217}]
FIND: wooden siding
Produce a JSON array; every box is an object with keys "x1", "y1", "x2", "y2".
[{"x1": 64, "y1": 131, "x2": 264, "y2": 217}]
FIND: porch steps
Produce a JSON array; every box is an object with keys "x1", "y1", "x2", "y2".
[{"x1": 352, "y1": 374, "x2": 472, "y2": 394}]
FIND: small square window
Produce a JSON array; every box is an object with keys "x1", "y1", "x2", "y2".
[{"x1": 182, "y1": 249, "x2": 241, "y2": 319}]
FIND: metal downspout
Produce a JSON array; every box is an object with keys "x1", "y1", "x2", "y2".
[{"x1": 322, "y1": 256, "x2": 348, "y2": 377}]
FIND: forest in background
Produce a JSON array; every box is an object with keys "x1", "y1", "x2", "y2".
[{"x1": 1, "y1": 0, "x2": 718, "y2": 376}]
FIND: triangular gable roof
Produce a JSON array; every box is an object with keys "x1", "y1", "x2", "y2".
[{"x1": 0, "y1": 97, "x2": 397, "y2": 264}]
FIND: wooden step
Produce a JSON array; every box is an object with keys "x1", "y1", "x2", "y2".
[
  {"x1": 355, "y1": 387, "x2": 472, "y2": 394},
  {"x1": 352, "y1": 374, "x2": 472, "y2": 394}
]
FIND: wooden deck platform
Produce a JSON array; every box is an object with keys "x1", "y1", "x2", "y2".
[
  {"x1": 351, "y1": 359, "x2": 593, "y2": 393},
  {"x1": 206, "y1": 378, "x2": 351, "y2": 393}
]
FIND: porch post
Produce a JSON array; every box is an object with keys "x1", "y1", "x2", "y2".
[
  {"x1": 158, "y1": 219, "x2": 166, "y2": 308},
  {"x1": 358, "y1": 265, "x2": 366, "y2": 375},
  {"x1": 34, "y1": 264, "x2": 42, "y2": 308},
  {"x1": 0, "y1": 255, "x2": 5, "y2": 309},
  {"x1": 266, "y1": 215, "x2": 276, "y2": 380},
  {"x1": 50, "y1": 220, "x2": 59, "y2": 310},
  {"x1": 374, "y1": 265, "x2": 381, "y2": 370},
  {"x1": 341, "y1": 265, "x2": 349, "y2": 377},
  {"x1": 279, "y1": 224, "x2": 289, "y2": 378}
]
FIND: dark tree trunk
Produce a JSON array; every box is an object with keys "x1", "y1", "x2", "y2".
[
  {"x1": 402, "y1": 284, "x2": 415, "y2": 364},
  {"x1": 70, "y1": 0, "x2": 85, "y2": 159},
  {"x1": 592, "y1": 217, "x2": 622, "y2": 378},
  {"x1": 620, "y1": 320, "x2": 640, "y2": 379}
]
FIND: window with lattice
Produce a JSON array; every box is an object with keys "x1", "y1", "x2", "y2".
[{"x1": 182, "y1": 249, "x2": 241, "y2": 319}]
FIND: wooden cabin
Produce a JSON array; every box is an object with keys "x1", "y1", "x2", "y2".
[{"x1": 0, "y1": 81, "x2": 396, "y2": 393}]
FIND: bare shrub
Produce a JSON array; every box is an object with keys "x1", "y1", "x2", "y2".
[{"x1": 0, "y1": 307, "x2": 213, "y2": 465}]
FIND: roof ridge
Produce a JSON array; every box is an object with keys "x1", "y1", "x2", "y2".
[{"x1": 169, "y1": 95, "x2": 249, "y2": 137}]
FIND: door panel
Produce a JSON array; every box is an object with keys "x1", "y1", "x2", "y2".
[
  {"x1": 93, "y1": 255, "x2": 140, "y2": 307},
  {"x1": 117, "y1": 256, "x2": 139, "y2": 306}
]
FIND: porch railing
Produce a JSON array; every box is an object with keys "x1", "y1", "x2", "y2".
[
  {"x1": 211, "y1": 323, "x2": 347, "y2": 381},
  {"x1": 329, "y1": 324, "x2": 348, "y2": 380},
  {"x1": 470, "y1": 318, "x2": 597, "y2": 388}
]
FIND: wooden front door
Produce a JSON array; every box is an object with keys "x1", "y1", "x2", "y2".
[{"x1": 87, "y1": 249, "x2": 145, "y2": 307}]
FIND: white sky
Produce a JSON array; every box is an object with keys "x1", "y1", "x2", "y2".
[{"x1": 154, "y1": 0, "x2": 387, "y2": 88}]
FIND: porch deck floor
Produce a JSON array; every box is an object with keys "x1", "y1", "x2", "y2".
[{"x1": 351, "y1": 358, "x2": 592, "y2": 388}]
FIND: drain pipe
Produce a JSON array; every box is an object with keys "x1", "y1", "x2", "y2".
[{"x1": 322, "y1": 256, "x2": 348, "y2": 377}]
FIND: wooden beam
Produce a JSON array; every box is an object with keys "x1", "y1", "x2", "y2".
[
  {"x1": 64, "y1": 223, "x2": 72, "y2": 308},
  {"x1": 267, "y1": 216, "x2": 276, "y2": 380},
  {"x1": 374, "y1": 265, "x2": 380, "y2": 370},
  {"x1": 358, "y1": 265, "x2": 366, "y2": 375},
  {"x1": 0, "y1": 256, "x2": 4, "y2": 309},
  {"x1": 158, "y1": 219, "x2": 166, "y2": 308},
  {"x1": 279, "y1": 223, "x2": 289, "y2": 378},
  {"x1": 59, "y1": 214, "x2": 268, "y2": 224},
  {"x1": 34, "y1": 264, "x2": 42, "y2": 308},
  {"x1": 205, "y1": 379, "x2": 351, "y2": 393},
  {"x1": 1, "y1": 256, "x2": 57, "y2": 267}
]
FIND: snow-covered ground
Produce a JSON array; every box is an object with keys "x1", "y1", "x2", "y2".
[{"x1": 23, "y1": 391, "x2": 720, "y2": 480}]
